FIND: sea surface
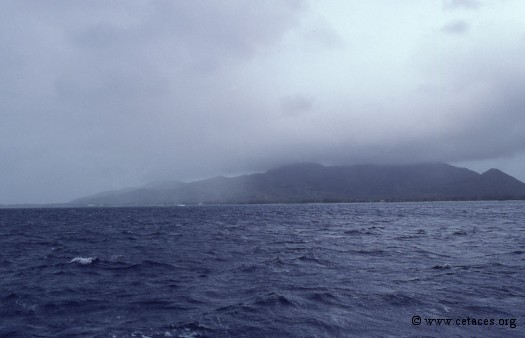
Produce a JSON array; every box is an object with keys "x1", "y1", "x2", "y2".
[{"x1": 1, "y1": 201, "x2": 524, "y2": 337}]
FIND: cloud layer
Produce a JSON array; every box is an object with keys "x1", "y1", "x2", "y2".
[{"x1": 1, "y1": 0, "x2": 525, "y2": 203}]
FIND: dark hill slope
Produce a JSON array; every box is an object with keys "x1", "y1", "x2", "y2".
[{"x1": 71, "y1": 163, "x2": 525, "y2": 206}]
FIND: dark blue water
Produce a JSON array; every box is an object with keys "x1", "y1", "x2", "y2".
[{"x1": 1, "y1": 202, "x2": 524, "y2": 337}]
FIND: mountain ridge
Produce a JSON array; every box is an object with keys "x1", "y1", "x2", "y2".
[{"x1": 70, "y1": 162, "x2": 525, "y2": 206}]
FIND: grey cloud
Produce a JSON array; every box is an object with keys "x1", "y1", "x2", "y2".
[
  {"x1": 441, "y1": 20, "x2": 469, "y2": 34},
  {"x1": 280, "y1": 94, "x2": 314, "y2": 116},
  {"x1": 408, "y1": 42, "x2": 525, "y2": 163},
  {"x1": 443, "y1": 0, "x2": 482, "y2": 10},
  {"x1": 302, "y1": 17, "x2": 343, "y2": 49},
  {"x1": 0, "y1": 1, "x2": 306, "y2": 203},
  {"x1": 1, "y1": 1, "x2": 525, "y2": 204}
]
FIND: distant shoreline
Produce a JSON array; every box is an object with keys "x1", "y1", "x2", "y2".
[{"x1": 2, "y1": 198, "x2": 525, "y2": 210}]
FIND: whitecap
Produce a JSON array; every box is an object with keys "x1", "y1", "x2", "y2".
[
  {"x1": 70, "y1": 256, "x2": 97, "y2": 265},
  {"x1": 178, "y1": 329, "x2": 200, "y2": 338}
]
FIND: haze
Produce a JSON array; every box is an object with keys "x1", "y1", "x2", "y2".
[{"x1": 1, "y1": 0, "x2": 525, "y2": 204}]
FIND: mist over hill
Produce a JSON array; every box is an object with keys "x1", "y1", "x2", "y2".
[{"x1": 70, "y1": 163, "x2": 525, "y2": 206}]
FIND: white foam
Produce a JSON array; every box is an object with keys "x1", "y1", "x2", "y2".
[
  {"x1": 178, "y1": 328, "x2": 199, "y2": 338},
  {"x1": 70, "y1": 256, "x2": 97, "y2": 265}
]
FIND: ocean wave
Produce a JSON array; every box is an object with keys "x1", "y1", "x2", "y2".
[
  {"x1": 70, "y1": 256, "x2": 97, "y2": 265},
  {"x1": 2, "y1": 202, "x2": 524, "y2": 337},
  {"x1": 432, "y1": 263, "x2": 452, "y2": 270}
]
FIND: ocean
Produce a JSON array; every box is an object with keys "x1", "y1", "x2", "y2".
[{"x1": 0, "y1": 201, "x2": 523, "y2": 337}]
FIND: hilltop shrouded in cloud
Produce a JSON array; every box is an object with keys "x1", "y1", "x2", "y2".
[{"x1": 1, "y1": 0, "x2": 525, "y2": 204}]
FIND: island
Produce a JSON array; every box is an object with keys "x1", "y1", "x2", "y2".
[{"x1": 70, "y1": 163, "x2": 525, "y2": 206}]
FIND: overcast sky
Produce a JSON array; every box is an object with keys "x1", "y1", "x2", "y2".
[{"x1": 1, "y1": 0, "x2": 525, "y2": 204}]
